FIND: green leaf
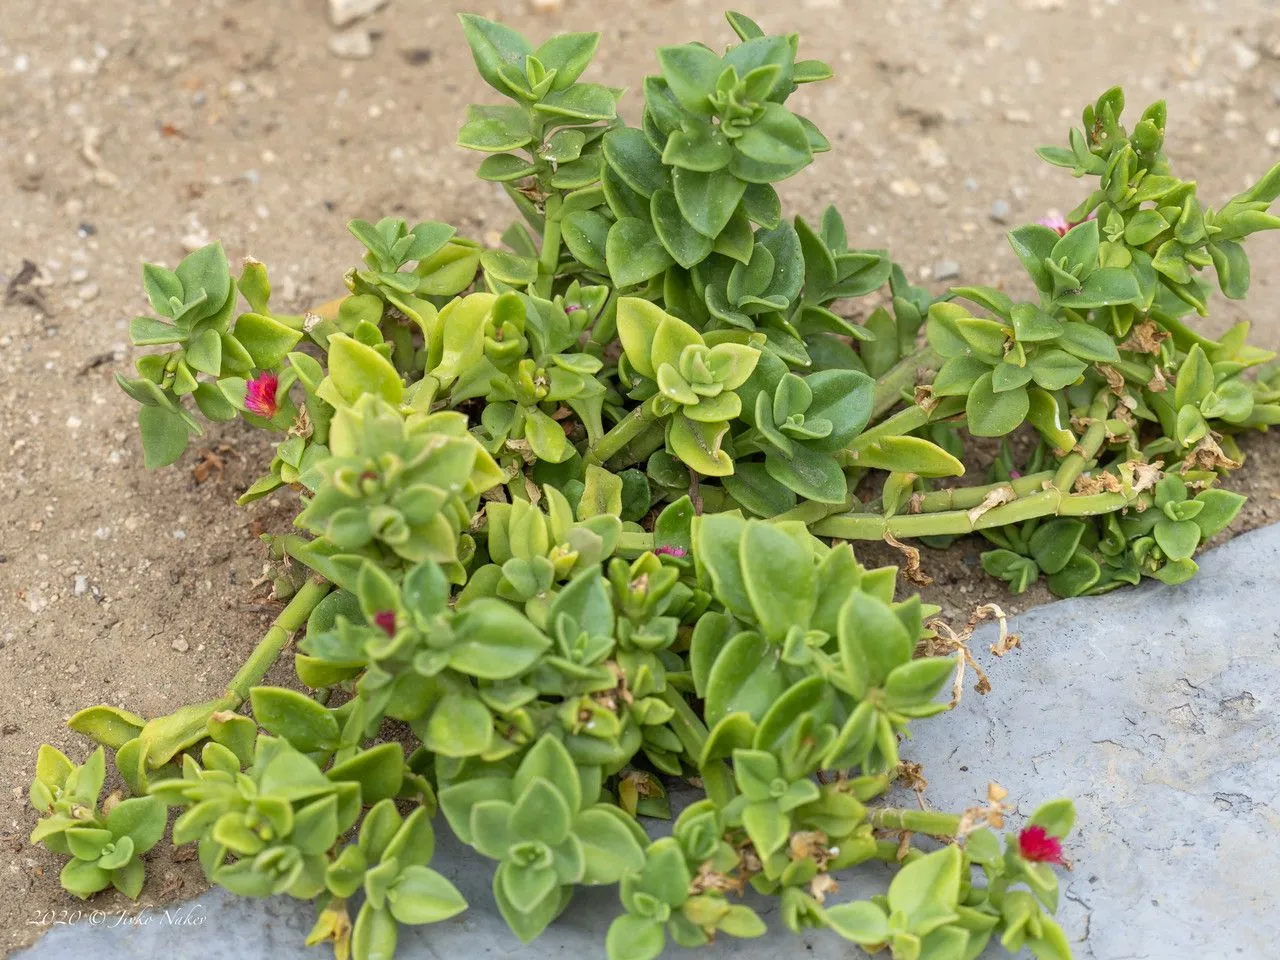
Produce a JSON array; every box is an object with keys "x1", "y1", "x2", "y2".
[
  {"x1": 739, "y1": 522, "x2": 816, "y2": 641},
  {"x1": 1028, "y1": 519, "x2": 1087, "y2": 575},
  {"x1": 174, "y1": 242, "x2": 232, "y2": 319},
  {"x1": 1028, "y1": 349, "x2": 1087, "y2": 390},
  {"x1": 656, "y1": 43, "x2": 723, "y2": 115},
  {"x1": 1056, "y1": 321, "x2": 1120, "y2": 362},
  {"x1": 838, "y1": 592, "x2": 914, "y2": 698},
  {"x1": 851, "y1": 436, "x2": 964, "y2": 478},
  {"x1": 535, "y1": 32, "x2": 600, "y2": 90},
  {"x1": 575, "y1": 807, "x2": 646, "y2": 884},
  {"x1": 606, "y1": 914, "x2": 666, "y2": 960},
  {"x1": 607, "y1": 218, "x2": 674, "y2": 288},
  {"x1": 672, "y1": 167, "x2": 747, "y2": 239},
  {"x1": 478, "y1": 153, "x2": 538, "y2": 183},
  {"x1": 233, "y1": 313, "x2": 302, "y2": 369},
  {"x1": 111, "y1": 857, "x2": 145, "y2": 900},
  {"x1": 451, "y1": 599, "x2": 552, "y2": 679},
  {"x1": 1154, "y1": 518, "x2": 1200, "y2": 561},
  {"x1": 1011, "y1": 303, "x2": 1064, "y2": 343},
  {"x1": 1192, "y1": 489, "x2": 1245, "y2": 538},
  {"x1": 667, "y1": 414, "x2": 732, "y2": 476},
  {"x1": 721, "y1": 461, "x2": 796, "y2": 517},
  {"x1": 142, "y1": 263, "x2": 184, "y2": 317},
  {"x1": 1045, "y1": 551, "x2": 1102, "y2": 597},
  {"x1": 562, "y1": 210, "x2": 612, "y2": 274},
  {"x1": 705, "y1": 630, "x2": 787, "y2": 724},
  {"x1": 1028, "y1": 798, "x2": 1076, "y2": 838},
  {"x1": 742, "y1": 800, "x2": 789, "y2": 858},
  {"x1": 138, "y1": 405, "x2": 191, "y2": 469},
  {"x1": 694, "y1": 512, "x2": 752, "y2": 617},
  {"x1": 884, "y1": 656, "x2": 956, "y2": 707},
  {"x1": 184, "y1": 328, "x2": 222, "y2": 375},
  {"x1": 480, "y1": 249, "x2": 538, "y2": 287},
  {"x1": 327, "y1": 333, "x2": 403, "y2": 405},
  {"x1": 458, "y1": 14, "x2": 531, "y2": 93},
  {"x1": 67, "y1": 705, "x2": 146, "y2": 751},
  {"x1": 60, "y1": 859, "x2": 111, "y2": 899},
  {"x1": 1050, "y1": 219, "x2": 1098, "y2": 277},
  {"x1": 1209, "y1": 239, "x2": 1250, "y2": 299},
  {"x1": 764, "y1": 446, "x2": 847, "y2": 504},
  {"x1": 887, "y1": 845, "x2": 962, "y2": 922},
  {"x1": 351, "y1": 901, "x2": 399, "y2": 960},
  {"x1": 966, "y1": 372, "x2": 1029, "y2": 437},
  {"x1": 734, "y1": 103, "x2": 811, "y2": 171},
  {"x1": 388, "y1": 866, "x2": 468, "y2": 925},
  {"x1": 824, "y1": 900, "x2": 890, "y2": 945},
  {"x1": 663, "y1": 120, "x2": 733, "y2": 172},
  {"x1": 603, "y1": 127, "x2": 667, "y2": 198},
  {"x1": 651, "y1": 187, "x2": 714, "y2": 269},
  {"x1": 422, "y1": 694, "x2": 493, "y2": 758},
  {"x1": 1175, "y1": 344, "x2": 1214, "y2": 408},
  {"x1": 1007, "y1": 225, "x2": 1061, "y2": 292},
  {"x1": 458, "y1": 104, "x2": 534, "y2": 153},
  {"x1": 105, "y1": 796, "x2": 166, "y2": 853},
  {"x1": 250, "y1": 686, "x2": 339, "y2": 752},
  {"x1": 327, "y1": 742, "x2": 405, "y2": 804}
]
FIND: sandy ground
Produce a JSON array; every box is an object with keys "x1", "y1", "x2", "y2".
[{"x1": 4, "y1": 0, "x2": 1280, "y2": 953}]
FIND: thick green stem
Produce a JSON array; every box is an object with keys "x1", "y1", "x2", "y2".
[
  {"x1": 869, "y1": 808, "x2": 963, "y2": 835},
  {"x1": 604, "y1": 422, "x2": 665, "y2": 473},
  {"x1": 589, "y1": 288, "x2": 620, "y2": 346},
  {"x1": 589, "y1": 400, "x2": 659, "y2": 466},
  {"x1": 658, "y1": 686, "x2": 736, "y2": 808},
  {"x1": 535, "y1": 194, "x2": 563, "y2": 298},
  {"x1": 1053, "y1": 393, "x2": 1114, "y2": 492},
  {"x1": 812, "y1": 489, "x2": 1133, "y2": 540},
  {"x1": 225, "y1": 576, "x2": 332, "y2": 703},
  {"x1": 871, "y1": 345, "x2": 941, "y2": 421},
  {"x1": 909, "y1": 471, "x2": 1055, "y2": 512}
]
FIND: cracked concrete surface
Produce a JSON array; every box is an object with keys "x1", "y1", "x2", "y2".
[{"x1": 16, "y1": 524, "x2": 1280, "y2": 960}]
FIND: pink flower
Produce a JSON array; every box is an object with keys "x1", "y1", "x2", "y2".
[
  {"x1": 654, "y1": 545, "x2": 687, "y2": 558},
  {"x1": 1018, "y1": 826, "x2": 1066, "y2": 865},
  {"x1": 374, "y1": 611, "x2": 397, "y2": 636},
  {"x1": 1037, "y1": 214, "x2": 1070, "y2": 237},
  {"x1": 245, "y1": 372, "x2": 279, "y2": 418}
]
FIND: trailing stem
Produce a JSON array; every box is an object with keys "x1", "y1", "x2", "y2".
[{"x1": 588, "y1": 399, "x2": 659, "y2": 466}]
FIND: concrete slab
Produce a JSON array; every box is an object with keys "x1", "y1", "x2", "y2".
[{"x1": 17, "y1": 524, "x2": 1280, "y2": 960}]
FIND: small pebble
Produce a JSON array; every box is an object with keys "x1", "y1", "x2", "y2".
[
  {"x1": 933, "y1": 259, "x2": 961, "y2": 281},
  {"x1": 74, "y1": 575, "x2": 89, "y2": 596},
  {"x1": 989, "y1": 198, "x2": 1011, "y2": 223},
  {"x1": 329, "y1": 0, "x2": 388, "y2": 28},
  {"x1": 172, "y1": 638, "x2": 190, "y2": 652},
  {"x1": 531, "y1": 0, "x2": 564, "y2": 10},
  {"x1": 889, "y1": 178, "x2": 922, "y2": 198},
  {"x1": 328, "y1": 28, "x2": 374, "y2": 60},
  {"x1": 1234, "y1": 42, "x2": 1261, "y2": 72},
  {"x1": 70, "y1": 268, "x2": 89, "y2": 283},
  {"x1": 78, "y1": 283, "x2": 100, "y2": 301},
  {"x1": 181, "y1": 233, "x2": 209, "y2": 253},
  {"x1": 916, "y1": 137, "x2": 948, "y2": 169},
  {"x1": 923, "y1": 183, "x2": 949, "y2": 205}
]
